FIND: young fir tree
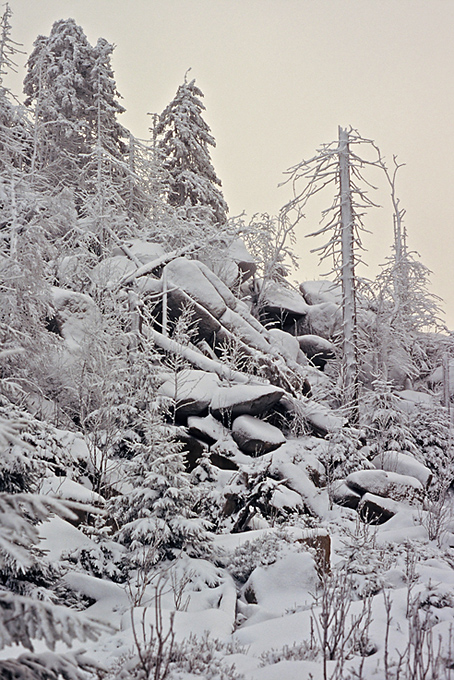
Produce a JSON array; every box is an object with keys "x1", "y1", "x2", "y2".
[
  {"x1": 156, "y1": 75, "x2": 228, "y2": 226},
  {"x1": 108, "y1": 413, "x2": 211, "y2": 573}
]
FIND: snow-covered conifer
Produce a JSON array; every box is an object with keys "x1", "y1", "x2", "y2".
[
  {"x1": 156, "y1": 76, "x2": 228, "y2": 225},
  {"x1": 108, "y1": 416, "x2": 211, "y2": 572}
]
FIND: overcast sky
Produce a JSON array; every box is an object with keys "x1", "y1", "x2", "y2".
[{"x1": 7, "y1": 0, "x2": 454, "y2": 328}]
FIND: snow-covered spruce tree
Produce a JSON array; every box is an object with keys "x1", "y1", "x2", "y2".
[
  {"x1": 360, "y1": 379, "x2": 418, "y2": 458},
  {"x1": 107, "y1": 413, "x2": 211, "y2": 574},
  {"x1": 0, "y1": 406, "x2": 99, "y2": 671},
  {"x1": 80, "y1": 36, "x2": 131, "y2": 252},
  {"x1": 156, "y1": 75, "x2": 228, "y2": 226},
  {"x1": 24, "y1": 18, "x2": 128, "y2": 206},
  {"x1": 24, "y1": 19, "x2": 95, "y2": 186},
  {"x1": 281, "y1": 127, "x2": 381, "y2": 422}
]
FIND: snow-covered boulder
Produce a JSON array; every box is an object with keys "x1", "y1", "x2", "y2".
[
  {"x1": 158, "y1": 369, "x2": 221, "y2": 417},
  {"x1": 219, "y1": 308, "x2": 271, "y2": 353},
  {"x1": 89, "y1": 255, "x2": 159, "y2": 294},
  {"x1": 210, "y1": 384, "x2": 284, "y2": 418},
  {"x1": 300, "y1": 280, "x2": 342, "y2": 306},
  {"x1": 280, "y1": 395, "x2": 345, "y2": 436},
  {"x1": 89, "y1": 255, "x2": 135, "y2": 286},
  {"x1": 242, "y1": 552, "x2": 318, "y2": 616},
  {"x1": 358, "y1": 492, "x2": 400, "y2": 524},
  {"x1": 297, "y1": 301, "x2": 342, "y2": 340},
  {"x1": 49, "y1": 287, "x2": 101, "y2": 351},
  {"x1": 297, "y1": 334, "x2": 336, "y2": 368},
  {"x1": 268, "y1": 328, "x2": 302, "y2": 363},
  {"x1": 397, "y1": 390, "x2": 433, "y2": 406},
  {"x1": 41, "y1": 476, "x2": 104, "y2": 506},
  {"x1": 193, "y1": 260, "x2": 238, "y2": 309},
  {"x1": 331, "y1": 480, "x2": 362, "y2": 509},
  {"x1": 270, "y1": 451, "x2": 329, "y2": 518},
  {"x1": 427, "y1": 359, "x2": 454, "y2": 394},
  {"x1": 260, "y1": 281, "x2": 309, "y2": 317},
  {"x1": 232, "y1": 415, "x2": 285, "y2": 455},
  {"x1": 113, "y1": 239, "x2": 166, "y2": 264},
  {"x1": 372, "y1": 451, "x2": 432, "y2": 486},
  {"x1": 227, "y1": 238, "x2": 257, "y2": 281},
  {"x1": 187, "y1": 414, "x2": 231, "y2": 443},
  {"x1": 164, "y1": 257, "x2": 227, "y2": 319},
  {"x1": 387, "y1": 346, "x2": 415, "y2": 389},
  {"x1": 346, "y1": 469, "x2": 424, "y2": 504}
]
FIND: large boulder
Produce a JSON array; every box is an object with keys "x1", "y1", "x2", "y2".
[
  {"x1": 345, "y1": 469, "x2": 423, "y2": 504},
  {"x1": 296, "y1": 302, "x2": 342, "y2": 340},
  {"x1": 210, "y1": 384, "x2": 284, "y2": 418},
  {"x1": 270, "y1": 452, "x2": 329, "y2": 518},
  {"x1": 158, "y1": 370, "x2": 221, "y2": 417},
  {"x1": 372, "y1": 451, "x2": 432, "y2": 487},
  {"x1": 358, "y1": 493, "x2": 399, "y2": 524},
  {"x1": 227, "y1": 238, "x2": 257, "y2": 282},
  {"x1": 165, "y1": 286, "x2": 222, "y2": 339},
  {"x1": 187, "y1": 414, "x2": 231, "y2": 444},
  {"x1": 297, "y1": 334, "x2": 336, "y2": 368},
  {"x1": 49, "y1": 287, "x2": 101, "y2": 351},
  {"x1": 113, "y1": 239, "x2": 166, "y2": 264},
  {"x1": 89, "y1": 255, "x2": 159, "y2": 294},
  {"x1": 163, "y1": 258, "x2": 227, "y2": 319},
  {"x1": 427, "y1": 358, "x2": 454, "y2": 395},
  {"x1": 193, "y1": 261, "x2": 238, "y2": 308},
  {"x1": 331, "y1": 480, "x2": 362, "y2": 509},
  {"x1": 232, "y1": 415, "x2": 285, "y2": 455},
  {"x1": 219, "y1": 308, "x2": 271, "y2": 353},
  {"x1": 300, "y1": 280, "x2": 342, "y2": 306},
  {"x1": 268, "y1": 328, "x2": 303, "y2": 363},
  {"x1": 260, "y1": 281, "x2": 309, "y2": 318}
]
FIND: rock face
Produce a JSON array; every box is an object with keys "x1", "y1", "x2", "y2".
[
  {"x1": 232, "y1": 415, "x2": 285, "y2": 455},
  {"x1": 297, "y1": 335, "x2": 336, "y2": 368},
  {"x1": 210, "y1": 384, "x2": 284, "y2": 418}
]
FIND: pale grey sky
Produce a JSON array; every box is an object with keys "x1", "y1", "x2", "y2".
[{"x1": 7, "y1": 0, "x2": 454, "y2": 327}]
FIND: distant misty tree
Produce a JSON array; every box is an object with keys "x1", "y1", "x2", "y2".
[{"x1": 156, "y1": 75, "x2": 228, "y2": 225}]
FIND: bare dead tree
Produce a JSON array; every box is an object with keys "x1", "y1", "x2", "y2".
[{"x1": 281, "y1": 127, "x2": 382, "y2": 422}]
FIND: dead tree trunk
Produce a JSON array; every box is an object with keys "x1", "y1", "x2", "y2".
[{"x1": 338, "y1": 126, "x2": 359, "y2": 421}]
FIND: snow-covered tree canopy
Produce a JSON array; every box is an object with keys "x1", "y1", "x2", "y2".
[{"x1": 156, "y1": 76, "x2": 228, "y2": 225}]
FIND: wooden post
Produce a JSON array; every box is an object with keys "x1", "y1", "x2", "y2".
[{"x1": 338, "y1": 126, "x2": 359, "y2": 421}]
